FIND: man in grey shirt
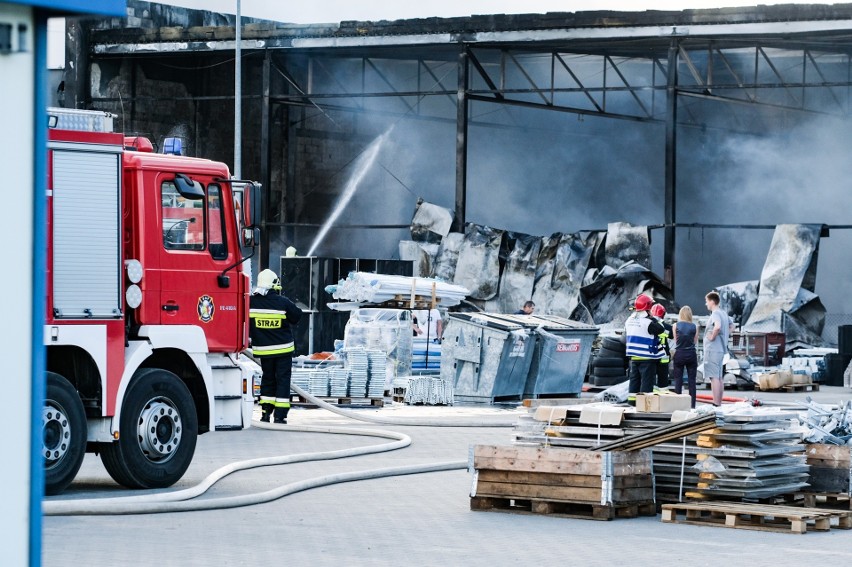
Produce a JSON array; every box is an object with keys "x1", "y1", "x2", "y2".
[{"x1": 704, "y1": 291, "x2": 734, "y2": 407}]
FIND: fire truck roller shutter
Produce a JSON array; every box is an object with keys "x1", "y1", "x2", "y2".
[
  {"x1": 100, "y1": 368, "x2": 198, "y2": 489},
  {"x1": 51, "y1": 147, "x2": 122, "y2": 319},
  {"x1": 43, "y1": 372, "x2": 87, "y2": 495}
]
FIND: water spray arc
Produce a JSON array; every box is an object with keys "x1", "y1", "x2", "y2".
[{"x1": 306, "y1": 126, "x2": 395, "y2": 257}]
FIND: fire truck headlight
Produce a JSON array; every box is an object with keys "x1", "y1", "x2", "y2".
[
  {"x1": 125, "y1": 259, "x2": 143, "y2": 284},
  {"x1": 126, "y1": 284, "x2": 143, "y2": 309}
]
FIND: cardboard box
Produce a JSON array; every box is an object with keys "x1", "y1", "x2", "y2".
[
  {"x1": 791, "y1": 373, "x2": 812, "y2": 385},
  {"x1": 579, "y1": 405, "x2": 628, "y2": 426},
  {"x1": 635, "y1": 393, "x2": 691, "y2": 413},
  {"x1": 757, "y1": 370, "x2": 793, "y2": 390}
]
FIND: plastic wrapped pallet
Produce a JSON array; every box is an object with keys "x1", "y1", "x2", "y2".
[{"x1": 344, "y1": 308, "x2": 413, "y2": 389}]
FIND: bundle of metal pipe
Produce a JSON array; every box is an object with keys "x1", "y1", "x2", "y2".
[{"x1": 327, "y1": 272, "x2": 469, "y2": 307}]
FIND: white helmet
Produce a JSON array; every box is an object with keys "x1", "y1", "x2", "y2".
[{"x1": 256, "y1": 269, "x2": 282, "y2": 291}]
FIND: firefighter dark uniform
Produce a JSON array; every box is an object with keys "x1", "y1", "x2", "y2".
[
  {"x1": 651, "y1": 303, "x2": 672, "y2": 388},
  {"x1": 626, "y1": 295, "x2": 666, "y2": 397},
  {"x1": 249, "y1": 269, "x2": 302, "y2": 424}
]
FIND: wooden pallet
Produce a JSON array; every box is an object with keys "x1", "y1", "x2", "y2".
[
  {"x1": 783, "y1": 383, "x2": 819, "y2": 392},
  {"x1": 802, "y1": 492, "x2": 852, "y2": 510},
  {"x1": 289, "y1": 395, "x2": 384, "y2": 408},
  {"x1": 756, "y1": 383, "x2": 819, "y2": 392},
  {"x1": 661, "y1": 501, "x2": 852, "y2": 534},
  {"x1": 471, "y1": 495, "x2": 656, "y2": 521}
]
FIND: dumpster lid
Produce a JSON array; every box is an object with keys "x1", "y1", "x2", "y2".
[{"x1": 447, "y1": 312, "x2": 524, "y2": 331}]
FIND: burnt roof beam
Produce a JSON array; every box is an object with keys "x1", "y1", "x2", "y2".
[
  {"x1": 554, "y1": 52, "x2": 603, "y2": 113},
  {"x1": 506, "y1": 51, "x2": 551, "y2": 105},
  {"x1": 758, "y1": 46, "x2": 800, "y2": 108},
  {"x1": 420, "y1": 59, "x2": 458, "y2": 108},
  {"x1": 605, "y1": 55, "x2": 652, "y2": 118},
  {"x1": 467, "y1": 49, "x2": 504, "y2": 101},
  {"x1": 270, "y1": 55, "x2": 342, "y2": 127},
  {"x1": 805, "y1": 49, "x2": 845, "y2": 113},
  {"x1": 364, "y1": 57, "x2": 418, "y2": 114}
]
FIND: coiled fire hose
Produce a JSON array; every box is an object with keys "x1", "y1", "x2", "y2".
[{"x1": 43, "y1": 375, "x2": 519, "y2": 516}]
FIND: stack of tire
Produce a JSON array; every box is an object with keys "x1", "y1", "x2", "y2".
[{"x1": 592, "y1": 336, "x2": 629, "y2": 387}]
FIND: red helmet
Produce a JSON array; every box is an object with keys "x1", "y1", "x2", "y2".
[
  {"x1": 634, "y1": 294, "x2": 654, "y2": 311},
  {"x1": 650, "y1": 304, "x2": 666, "y2": 318}
]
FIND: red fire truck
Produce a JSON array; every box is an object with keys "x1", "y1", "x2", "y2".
[{"x1": 44, "y1": 108, "x2": 261, "y2": 494}]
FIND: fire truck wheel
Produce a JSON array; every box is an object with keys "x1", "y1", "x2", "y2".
[
  {"x1": 100, "y1": 369, "x2": 198, "y2": 489},
  {"x1": 44, "y1": 372, "x2": 87, "y2": 495}
]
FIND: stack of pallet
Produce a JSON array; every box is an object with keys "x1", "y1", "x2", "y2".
[
  {"x1": 804, "y1": 444, "x2": 852, "y2": 509},
  {"x1": 515, "y1": 402, "x2": 809, "y2": 504},
  {"x1": 470, "y1": 444, "x2": 656, "y2": 520}
]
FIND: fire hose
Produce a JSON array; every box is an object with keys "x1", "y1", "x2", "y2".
[{"x1": 43, "y1": 369, "x2": 519, "y2": 516}]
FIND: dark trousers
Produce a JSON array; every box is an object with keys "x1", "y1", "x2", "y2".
[
  {"x1": 656, "y1": 361, "x2": 670, "y2": 388},
  {"x1": 672, "y1": 349, "x2": 698, "y2": 408},
  {"x1": 260, "y1": 355, "x2": 293, "y2": 419},
  {"x1": 628, "y1": 359, "x2": 656, "y2": 393}
]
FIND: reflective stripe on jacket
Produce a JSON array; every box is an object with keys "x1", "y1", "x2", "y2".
[
  {"x1": 625, "y1": 314, "x2": 664, "y2": 360},
  {"x1": 249, "y1": 292, "x2": 302, "y2": 357}
]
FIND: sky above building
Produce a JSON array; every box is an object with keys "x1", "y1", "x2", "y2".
[{"x1": 161, "y1": 0, "x2": 830, "y2": 23}]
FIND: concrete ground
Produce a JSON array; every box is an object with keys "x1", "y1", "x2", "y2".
[{"x1": 43, "y1": 386, "x2": 852, "y2": 566}]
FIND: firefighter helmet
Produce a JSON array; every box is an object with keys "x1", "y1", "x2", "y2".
[
  {"x1": 257, "y1": 269, "x2": 282, "y2": 291},
  {"x1": 650, "y1": 303, "x2": 666, "y2": 318},
  {"x1": 633, "y1": 294, "x2": 654, "y2": 311}
]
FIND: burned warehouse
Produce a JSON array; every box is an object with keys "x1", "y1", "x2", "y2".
[{"x1": 60, "y1": 0, "x2": 852, "y2": 345}]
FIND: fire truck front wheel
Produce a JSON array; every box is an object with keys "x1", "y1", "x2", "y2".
[
  {"x1": 100, "y1": 369, "x2": 198, "y2": 489},
  {"x1": 44, "y1": 372, "x2": 88, "y2": 495}
]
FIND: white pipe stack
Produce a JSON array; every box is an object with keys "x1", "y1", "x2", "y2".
[{"x1": 327, "y1": 272, "x2": 469, "y2": 307}]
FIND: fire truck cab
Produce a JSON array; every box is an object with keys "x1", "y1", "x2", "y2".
[{"x1": 43, "y1": 108, "x2": 260, "y2": 494}]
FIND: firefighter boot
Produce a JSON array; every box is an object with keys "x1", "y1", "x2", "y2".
[
  {"x1": 260, "y1": 405, "x2": 273, "y2": 423},
  {"x1": 273, "y1": 407, "x2": 288, "y2": 424}
]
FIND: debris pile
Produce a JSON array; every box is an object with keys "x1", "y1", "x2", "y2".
[
  {"x1": 401, "y1": 199, "x2": 675, "y2": 324},
  {"x1": 403, "y1": 201, "x2": 830, "y2": 350},
  {"x1": 800, "y1": 399, "x2": 852, "y2": 444}
]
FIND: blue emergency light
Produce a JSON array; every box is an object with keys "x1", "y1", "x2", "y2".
[{"x1": 163, "y1": 137, "x2": 183, "y2": 155}]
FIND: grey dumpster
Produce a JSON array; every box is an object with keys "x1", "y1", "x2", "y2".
[
  {"x1": 525, "y1": 318, "x2": 598, "y2": 397},
  {"x1": 470, "y1": 313, "x2": 598, "y2": 398},
  {"x1": 441, "y1": 313, "x2": 536, "y2": 403}
]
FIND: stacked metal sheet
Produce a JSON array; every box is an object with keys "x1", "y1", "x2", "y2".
[
  {"x1": 516, "y1": 403, "x2": 808, "y2": 503},
  {"x1": 403, "y1": 376, "x2": 454, "y2": 405},
  {"x1": 328, "y1": 367, "x2": 350, "y2": 397},
  {"x1": 342, "y1": 348, "x2": 370, "y2": 397},
  {"x1": 309, "y1": 370, "x2": 330, "y2": 397},
  {"x1": 290, "y1": 367, "x2": 331, "y2": 397},
  {"x1": 656, "y1": 409, "x2": 808, "y2": 501},
  {"x1": 366, "y1": 349, "x2": 387, "y2": 398}
]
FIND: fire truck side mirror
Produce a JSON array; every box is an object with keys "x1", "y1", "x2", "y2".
[
  {"x1": 174, "y1": 173, "x2": 204, "y2": 200},
  {"x1": 244, "y1": 182, "x2": 262, "y2": 228},
  {"x1": 242, "y1": 227, "x2": 260, "y2": 248}
]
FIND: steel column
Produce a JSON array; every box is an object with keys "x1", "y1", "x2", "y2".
[
  {"x1": 454, "y1": 47, "x2": 469, "y2": 232},
  {"x1": 260, "y1": 50, "x2": 271, "y2": 270},
  {"x1": 664, "y1": 39, "x2": 678, "y2": 291}
]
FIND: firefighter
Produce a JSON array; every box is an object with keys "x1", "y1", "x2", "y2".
[
  {"x1": 249, "y1": 268, "x2": 303, "y2": 423},
  {"x1": 650, "y1": 303, "x2": 672, "y2": 388},
  {"x1": 625, "y1": 294, "x2": 666, "y2": 400}
]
